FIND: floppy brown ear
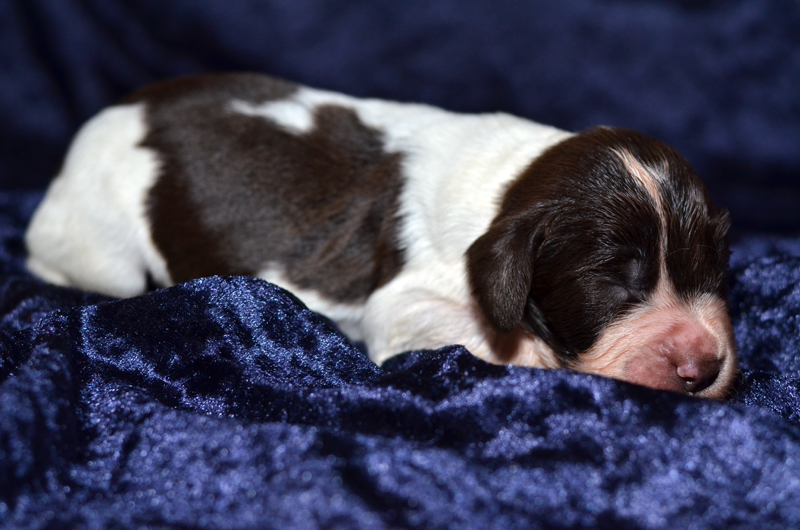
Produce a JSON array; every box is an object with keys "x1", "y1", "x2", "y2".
[{"x1": 466, "y1": 214, "x2": 543, "y2": 333}]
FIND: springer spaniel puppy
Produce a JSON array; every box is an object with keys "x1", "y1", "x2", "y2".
[{"x1": 25, "y1": 73, "x2": 737, "y2": 398}]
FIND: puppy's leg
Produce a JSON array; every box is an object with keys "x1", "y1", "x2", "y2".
[
  {"x1": 361, "y1": 275, "x2": 558, "y2": 368},
  {"x1": 362, "y1": 286, "x2": 484, "y2": 365},
  {"x1": 26, "y1": 191, "x2": 150, "y2": 297}
]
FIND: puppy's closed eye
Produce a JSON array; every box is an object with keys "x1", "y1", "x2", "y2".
[{"x1": 607, "y1": 257, "x2": 650, "y2": 304}]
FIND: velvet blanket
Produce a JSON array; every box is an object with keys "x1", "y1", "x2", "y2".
[
  {"x1": 1, "y1": 205, "x2": 799, "y2": 529},
  {"x1": 2, "y1": 1, "x2": 800, "y2": 528}
]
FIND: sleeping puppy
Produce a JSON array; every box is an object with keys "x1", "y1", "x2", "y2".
[{"x1": 25, "y1": 73, "x2": 737, "y2": 398}]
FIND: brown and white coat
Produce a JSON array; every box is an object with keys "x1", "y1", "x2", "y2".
[{"x1": 25, "y1": 73, "x2": 737, "y2": 398}]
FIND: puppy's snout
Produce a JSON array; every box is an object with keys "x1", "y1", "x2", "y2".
[
  {"x1": 580, "y1": 297, "x2": 736, "y2": 398},
  {"x1": 660, "y1": 323, "x2": 720, "y2": 394}
]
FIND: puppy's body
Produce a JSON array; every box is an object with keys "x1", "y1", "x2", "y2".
[{"x1": 26, "y1": 74, "x2": 737, "y2": 398}]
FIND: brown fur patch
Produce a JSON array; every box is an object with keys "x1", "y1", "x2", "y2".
[{"x1": 136, "y1": 74, "x2": 406, "y2": 302}]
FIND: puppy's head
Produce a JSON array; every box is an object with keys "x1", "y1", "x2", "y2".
[{"x1": 467, "y1": 127, "x2": 736, "y2": 399}]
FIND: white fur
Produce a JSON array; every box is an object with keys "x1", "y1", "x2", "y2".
[
  {"x1": 229, "y1": 99, "x2": 315, "y2": 134},
  {"x1": 26, "y1": 104, "x2": 170, "y2": 298}
]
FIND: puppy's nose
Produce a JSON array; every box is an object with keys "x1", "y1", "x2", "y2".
[
  {"x1": 676, "y1": 358, "x2": 721, "y2": 394},
  {"x1": 662, "y1": 323, "x2": 721, "y2": 394}
]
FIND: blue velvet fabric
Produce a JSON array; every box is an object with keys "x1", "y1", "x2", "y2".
[
  {"x1": 2, "y1": 1, "x2": 800, "y2": 528},
  {"x1": 0, "y1": 194, "x2": 797, "y2": 528}
]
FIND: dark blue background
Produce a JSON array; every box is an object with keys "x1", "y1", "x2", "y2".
[{"x1": 2, "y1": 0, "x2": 800, "y2": 235}]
